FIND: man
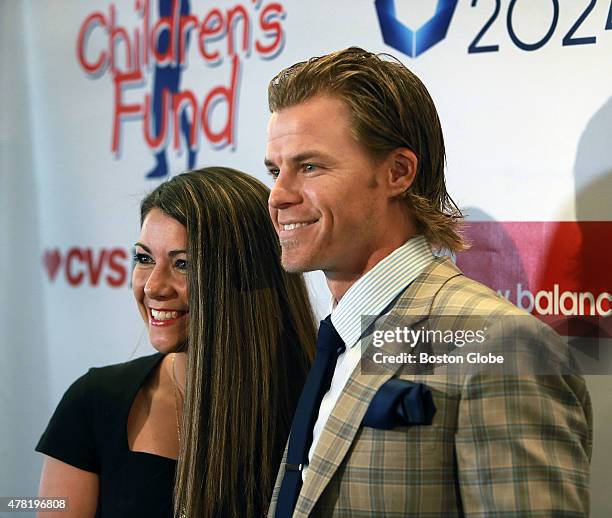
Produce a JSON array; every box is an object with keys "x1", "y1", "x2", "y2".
[{"x1": 264, "y1": 47, "x2": 592, "y2": 517}]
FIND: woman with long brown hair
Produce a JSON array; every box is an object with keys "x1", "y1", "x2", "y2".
[{"x1": 37, "y1": 167, "x2": 316, "y2": 517}]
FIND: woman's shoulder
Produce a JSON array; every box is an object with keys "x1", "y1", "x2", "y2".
[
  {"x1": 86, "y1": 352, "x2": 164, "y2": 389},
  {"x1": 90, "y1": 352, "x2": 164, "y2": 375},
  {"x1": 36, "y1": 353, "x2": 165, "y2": 472}
]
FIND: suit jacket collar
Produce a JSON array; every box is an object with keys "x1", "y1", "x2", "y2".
[{"x1": 294, "y1": 256, "x2": 463, "y2": 516}]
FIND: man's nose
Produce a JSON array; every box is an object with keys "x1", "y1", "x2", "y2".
[
  {"x1": 144, "y1": 264, "x2": 174, "y2": 299},
  {"x1": 268, "y1": 171, "x2": 302, "y2": 210}
]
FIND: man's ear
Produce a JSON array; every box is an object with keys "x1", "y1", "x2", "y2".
[{"x1": 385, "y1": 147, "x2": 418, "y2": 197}]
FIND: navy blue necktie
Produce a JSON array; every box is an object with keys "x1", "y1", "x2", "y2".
[{"x1": 275, "y1": 316, "x2": 345, "y2": 518}]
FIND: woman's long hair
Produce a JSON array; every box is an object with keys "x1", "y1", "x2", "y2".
[{"x1": 140, "y1": 167, "x2": 316, "y2": 517}]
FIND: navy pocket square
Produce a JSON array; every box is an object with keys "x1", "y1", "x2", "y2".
[{"x1": 362, "y1": 378, "x2": 436, "y2": 430}]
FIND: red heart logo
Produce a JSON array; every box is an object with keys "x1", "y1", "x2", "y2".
[{"x1": 43, "y1": 249, "x2": 62, "y2": 282}]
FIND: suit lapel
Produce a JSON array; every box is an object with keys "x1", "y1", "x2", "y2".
[{"x1": 293, "y1": 257, "x2": 463, "y2": 516}]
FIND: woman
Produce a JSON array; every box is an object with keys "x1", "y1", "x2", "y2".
[{"x1": 36, "y1": 167, "x2": 316, "y2": 517}]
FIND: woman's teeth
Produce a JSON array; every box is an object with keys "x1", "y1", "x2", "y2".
[{"x1": 151, "y1": 309, "x2": 180, "y2": 320}]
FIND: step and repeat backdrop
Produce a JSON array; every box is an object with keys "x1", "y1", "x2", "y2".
[{"x1": 1, "y1": 0, "x2": 610, "y2": 512}]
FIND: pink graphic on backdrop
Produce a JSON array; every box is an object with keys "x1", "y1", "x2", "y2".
[{"x1": 456, "y1": 221, "x2": 611, "y2": 337}]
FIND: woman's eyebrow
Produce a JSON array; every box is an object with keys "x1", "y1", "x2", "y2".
[{"x1": 134, "y1": 242, "x2": 151, "y2": 253}]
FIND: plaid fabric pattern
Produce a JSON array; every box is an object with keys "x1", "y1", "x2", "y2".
[{"x1": 268, "y1": 257, "x2": 592, "y2": 517}]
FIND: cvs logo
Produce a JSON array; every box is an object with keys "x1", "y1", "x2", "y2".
[{"x1": 42, "y1": 247, "x2": 129, "y2": 287}]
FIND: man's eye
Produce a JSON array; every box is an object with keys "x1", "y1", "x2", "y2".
[
  {"x1": 133, "y1": 253, "x2": 153, "y2": 265},
  {"x1": 303, "y1": 164, "x2": 317, "y2": 173},
  {"x1": 175, "y1": 259, "x2": 188, "y2": 271},
  {"x1": 267, "y1": 169, "x2": 280, "y2": 180}
]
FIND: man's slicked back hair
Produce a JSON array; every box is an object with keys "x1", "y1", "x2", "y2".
[{"x1": 268, "y1": 47, "x2": 466, "y2": 252}]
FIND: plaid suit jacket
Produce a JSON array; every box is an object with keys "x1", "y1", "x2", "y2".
[{"x1": 268, "y1": 257, "x2": 592, "y2": 517}]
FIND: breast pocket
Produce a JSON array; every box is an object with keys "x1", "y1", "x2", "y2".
[
  {"x1": 327, "y1": 425, "x2": 456, "y2": 515},
  {"x1": 350, "y1": 379, "x2": 459, "y2": 470},
  {"x1": 356, "y1": 423, "x2": 446, "y2": 459}
]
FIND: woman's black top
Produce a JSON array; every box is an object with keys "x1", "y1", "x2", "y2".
[{"x1": 36, "y1": 353, "x2": 175, "y2": 518}]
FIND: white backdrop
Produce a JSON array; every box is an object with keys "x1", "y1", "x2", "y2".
[{"x1": 1, "y1": 0, "x2": 611, "y2": 515}]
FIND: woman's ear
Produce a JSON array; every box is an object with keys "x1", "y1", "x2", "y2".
[{"x1": 386, "y1": 147, "x2": 418, "y2": 197}]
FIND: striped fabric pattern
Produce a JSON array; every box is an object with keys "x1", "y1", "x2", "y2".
[{"x1": 331, "y1": 234, "x2": 434, "y2": 348}]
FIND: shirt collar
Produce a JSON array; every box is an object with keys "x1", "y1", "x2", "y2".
[{"x1": 329, "y1": 235, "x2": 434, "y2": 348}]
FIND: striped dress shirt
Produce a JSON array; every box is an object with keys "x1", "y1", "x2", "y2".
[{"x1": 304, "y1": 235, "x2": 434, "y2": 481}]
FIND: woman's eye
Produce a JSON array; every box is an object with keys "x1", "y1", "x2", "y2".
[
  {"x1": 175, "y1": 259, "x2": 188, "y2": 271},
  {"x1": 133, "y1": 253, "x2": 153, "y2": 265}
]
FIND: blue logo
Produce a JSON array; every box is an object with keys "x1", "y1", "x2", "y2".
[{"x1": 375, "y1": 0, "x2": 458, "y2": 58}]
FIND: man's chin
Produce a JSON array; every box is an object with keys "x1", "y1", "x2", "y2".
[
  {"x1": 281, "y1": 261, "x2": 317, "y2": 274},
  {"x1": 281, "y1": 254, "x2": 319, "y2": 274}
]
